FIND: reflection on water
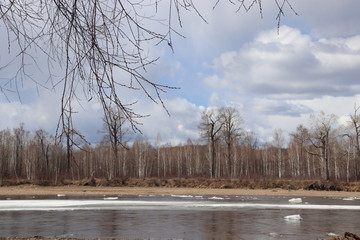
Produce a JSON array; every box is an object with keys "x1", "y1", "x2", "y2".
[{"x1": 0, "y1": 195, "x2": 359, "y2": 240}]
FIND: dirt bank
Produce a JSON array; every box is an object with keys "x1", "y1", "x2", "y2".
[
  {"x1": 1, "y1": 184, "x2": 360, "y2": 197},
  {"x1": 0, "y1": 178, "x2": 360, "y2": 197}
]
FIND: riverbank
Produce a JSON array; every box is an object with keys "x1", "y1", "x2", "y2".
[
  {"x1": 1, "y1": 177, "x2": 360, "y2": 197},
  {"x1": 1, "y1": 177, "x2": 360, "y2": 191},
  {"x1": 1, "y1": 184, "x2": 360, "y2": 197}
]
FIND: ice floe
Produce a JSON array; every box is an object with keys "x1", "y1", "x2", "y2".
[
  {"x1": 171, "y1": 195, "x2": 194, "y2": 198},
  {"x1": 208, "y1": 196, "x2": 224, "y2": 200},
  {"x1": 269, "y1": 232, "x2": 281, "y2": 238},
  {"x1": 104, "y1": 197, "x2": 118, "y2": 200},
  {"x1": 284, "y1": 214, "x2": 302, "y2": 221},
  {"x1": 343, "y1": 197, "x2": 356, "y2": 201},
  {"x1": 288, "y1": 198, "x2": 302, "y2": 203},
  {"x1": 2, "y1": 199, "x2": 360, "y2": 211}
]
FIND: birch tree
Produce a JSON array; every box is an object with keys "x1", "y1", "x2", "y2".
[
  {"x1": 348, "y1": 104, "x2": 360, "y2": 180},
  {"x1": 307, "y1": 111, "x2": 338, "y2": 181},
  {"x1": 273, "y1": 128, "x2": 284, "y2": 179},
  {"x1": 219, "y1": 107, "x2": 243, "y2": 177},
  {"x1": 198, "y1": 108, "x2": 223, "y2": 178}
]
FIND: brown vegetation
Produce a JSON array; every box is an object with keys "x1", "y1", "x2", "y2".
[
  {"x1": 1, "y1": 177, "x2": 360, "y2": 192},
  {"x1": 327, "y1": 232, "x2": 360, "y2": 240}
]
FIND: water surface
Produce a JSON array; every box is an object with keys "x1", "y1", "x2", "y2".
[{"x1": 0, "y1": 194, "x2": 359, "y2": 239}]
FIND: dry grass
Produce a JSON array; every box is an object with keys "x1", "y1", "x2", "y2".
[{"x1": 1, "y1": 178, "x2": 360, "y2": 192}]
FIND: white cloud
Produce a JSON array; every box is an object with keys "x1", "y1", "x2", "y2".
[
  {"x1": 197, "y1": 23, "x2": 360, "y2": 143},
  {"x1": 205, "y1": 25, "x2": 360, "y2": 99},
  {"x1": 134, "y1": 97, "x2": 204, "y2": 145}
]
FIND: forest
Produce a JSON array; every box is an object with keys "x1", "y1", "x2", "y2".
[
  {"x1": 1, "y1": 105, "x2": 360, "y2": 184},
  {"x1": 3, "y1": 0, "x2": 357, "y2": 185}
]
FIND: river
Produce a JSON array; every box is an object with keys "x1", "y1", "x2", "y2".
[{"x1": 0, "y1": 194, "x2": 359, "y2": 239}]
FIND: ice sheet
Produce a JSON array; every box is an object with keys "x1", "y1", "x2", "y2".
[{"x1": 1, "y1": 199, "x2": 360, "y2": 211}]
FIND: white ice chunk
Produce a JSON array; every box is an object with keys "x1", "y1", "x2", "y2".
[
  {"x1": 288, "y1": 198, "x2": 302, "y2": 203},
  {"x1": 57, "y1": 194, "x2": 66, "y2": 197},
  {"x1": 343, "y1": 197, "x2": 355, "y2": 201},
  {"x1": 208, "y1": 196, "x2": 224, "y2": 200},
  {"x1": 171, "y1": 195, "x2": 194, "y2": 198},
  {"x1": 327, "y1": 233, "x2": 339, "y2": 237},
  {"x1": 284, "y1": 214, "x2": 302, "y2": 221},
  {"x1": 269, "y1": 232, "x2": 281, "y2": 238},
  {"x1": 104, "y1": 197, "x2": 118, "y2": 200}
]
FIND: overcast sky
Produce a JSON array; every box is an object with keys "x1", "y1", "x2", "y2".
[{"x1": 1, "y1": 0, "x2": 360, "y2": 145}]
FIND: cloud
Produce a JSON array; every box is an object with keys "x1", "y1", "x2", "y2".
[
  {"x1": 251, "y1": 98, "x2": 312, "y2": 117},
  {"x1": 205, "y1": 25, "x2": 360, "y2": 99},
  {"x1": 292, "y1": 0, "x2": 360, "y2": 38},
  {"x1": 0, "y1": 93, "x2": 60, "y2": 134},
  {"x1": 133, "y1": 97, "x2": 204, "y2": 145}
]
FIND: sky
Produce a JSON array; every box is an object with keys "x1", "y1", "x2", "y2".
[{"x1": 1, "y1": 0, "x2": 360, "y2": 146}]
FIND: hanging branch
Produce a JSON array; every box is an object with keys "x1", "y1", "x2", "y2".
[{"x1": 0, "y1": 0, "x2": 297, "y2": 144}]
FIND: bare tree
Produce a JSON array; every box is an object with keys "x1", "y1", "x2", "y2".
[
  {"x1": 241, "y1": 131, "x2": 258, "y2": 176},
  {"x1": 199, "y1": 108, "x2": 223, "y2": 178},
  {"x1": 102, "y1": 106, "x2": 129, "y2": 178},
  {"x1": 273, "y1": 128, "x2": 284, "y2": 179},
  {"x1": 348, "y1": 104, "x2": 360, "y2": 180},
  {"x1": 307, "y1": 111, "x2": 338, "y2": 181},
  {"x1": 219, "y1": 107, "x2": 243, "y2": 177},
  {"x1": 12, "y1": 123, "x2": 28, "y2": 179},
  {"x1": 290, "y1": 125, "x2": 310, "y2": 177}
]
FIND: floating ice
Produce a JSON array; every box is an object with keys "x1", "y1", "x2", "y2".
[
  {"x1": 343, "y1": 197, "x2": 355, "y2": 201},
  {"x1": 171, "y1": 195, "x2": 194, "y2": 198},
  {"x1": 104, "y1": 197, "x2": 118, "y2": 200},
  {"x1": 327, "y1": 232, "x2": 339, "y2": 237},
  {"x1": 208, "y1": 196, "x2": 224, "y2": 200},
  {"x1": 288, "y1": 198, "x2": 302, "y2": 203},
  {"x1": 57, "y1": 194, "x2": 66, "y2": 197},
  {"x1": 284, "y1": 214, "x2": 302, "y2": 221},
  {"x1": 269, "y1": 232, "x2": 281, "y2": 238}
]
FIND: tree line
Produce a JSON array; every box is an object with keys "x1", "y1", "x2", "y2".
[{"x1": 1, "y1": 106, "x2": 360, "y2": 183}]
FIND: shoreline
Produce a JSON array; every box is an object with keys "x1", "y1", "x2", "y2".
[{"x1": 1, "y1": 185, "x2": 360, "y2": 197}]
